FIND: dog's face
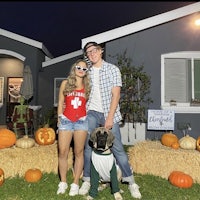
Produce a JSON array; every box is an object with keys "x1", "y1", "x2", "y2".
[
  {"x1": 90, "y1": 127, "x2": 115, "y2": 151},
  {"x1": 96, "y1": 131, "x2": 108, "y2": 149}
]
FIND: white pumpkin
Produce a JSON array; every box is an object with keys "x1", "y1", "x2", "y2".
[
  {"x1": 179, "y1": 134, "x2": 196, "y2": 150},
  {"x1": 16, "y1": 135, "x2": 35, "y2": 148}
]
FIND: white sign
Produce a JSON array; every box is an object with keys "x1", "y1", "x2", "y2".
[{"x1": 147, "y1": 109, "x2": 175, "y2": 130}]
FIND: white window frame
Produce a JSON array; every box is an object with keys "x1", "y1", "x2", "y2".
[
  {"x1": 0, "y1": 77, "x2": 4, "y2": 107},
  {"x1": 54, "y1": 78, "x2": 66, "y2": 107},
  {"x1": 161, "y1": 51, "x2": 200, "y2": 113}
]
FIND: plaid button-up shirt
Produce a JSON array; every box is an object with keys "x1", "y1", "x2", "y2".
[{"x1": 87, "y1": 60, "x2": 122, "y2": 123}]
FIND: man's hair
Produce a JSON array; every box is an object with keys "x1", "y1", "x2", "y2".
[{"x1": 83, "y1": 41, "x2": 100, "y2": 53}]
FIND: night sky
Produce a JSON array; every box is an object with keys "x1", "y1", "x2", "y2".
[{"x1": 0, "y1": 1, "x2": 196, "y2": 57}]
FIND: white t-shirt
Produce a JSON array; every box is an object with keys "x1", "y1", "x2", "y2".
[{"x1": 88, "y1": 67, "x2": 103, "y2": 112}]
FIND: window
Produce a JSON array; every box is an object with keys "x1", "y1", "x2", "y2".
[
  {"x1": 161, "y1": 51, "x2": 200, "y2": 113},
  {"x1": 7, "y1": 77, "x2": 23, "y2": 103}
]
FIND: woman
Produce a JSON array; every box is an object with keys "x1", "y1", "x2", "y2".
[{"x1": 57, "y1": 59, "x2": 91, "y2": 196}]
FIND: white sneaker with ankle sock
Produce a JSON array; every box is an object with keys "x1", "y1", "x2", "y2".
[
  {"x1": 79, "y1": 181, "x2": 91, "y2": 195},
  {"x1": 69, "y1": 183, "x2": 79, "y2": 196},
  {"x1": 128, "y1": 183, "x2": 142, "y2": 199},
  {"x1": 57, "y1": 182, "x2": 68, "y2": 195}
]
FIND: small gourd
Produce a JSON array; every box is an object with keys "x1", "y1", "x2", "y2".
[
  {"x1": 161, "y1": 131, "x2": 178, "y2": 147},
  {"x1": 197, "y1": 136, "x2": 200, "y2": 151},
  {"x1": 169, "y1": 171, "x2": 193, "y2": 188},
  {"x1": 16, "y1": 135, "x2": 35, "y2": 148},
  {"x1": 24, "y1": 168, "x2": 42, "y2": 183},
  {"x1": 179, "y1": 134, "x2": 196, "y2": 150}
]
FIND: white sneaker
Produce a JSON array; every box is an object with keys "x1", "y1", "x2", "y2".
[
  {"x1": 128, "y1": 183, "x2": 142, "y2": 199},
  {"x1": 57, "y1": 182, "x2": 68, "y2": 195},
  {"x1": 79, "y1": 181, "x2": 91, "y2": 195},
  {"x1": 69, "y1": 183, "x2": 79, "y2": 196}
]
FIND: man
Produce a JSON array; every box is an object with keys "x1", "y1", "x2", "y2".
[{"x1": 79, "y1": 41, "x2": 141, "y2": 199}]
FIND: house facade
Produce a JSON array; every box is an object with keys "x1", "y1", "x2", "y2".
[
  {"x1": 0, "y1": 29, "x2": 54, "y2": 125},
  {"x1": 103, "y1": 14, "x2": 200, "y2": 140},
  {"x1": 1, "y1": 2, "x2": 200, "y2": 140}
]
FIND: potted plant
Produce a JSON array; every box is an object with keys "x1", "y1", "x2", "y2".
[{"x1": 113, "y1": 50, "x2": 153, "y2": 145}]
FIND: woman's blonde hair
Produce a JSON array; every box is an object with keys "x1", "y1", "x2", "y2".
[{"x1": 63, "y1": 59, "x2": 91, "y2": 100}]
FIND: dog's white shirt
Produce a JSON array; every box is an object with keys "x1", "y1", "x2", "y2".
[{"x1": 91, "y1": 151, "x2": 118, "y2": 182}]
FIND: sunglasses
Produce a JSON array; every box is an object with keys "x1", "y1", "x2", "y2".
[{"x1": 75, "y1": 65, "x2": 88, "y2": 72}]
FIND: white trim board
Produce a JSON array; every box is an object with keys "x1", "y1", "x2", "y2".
[{"x1": 0, "y1": 28, "x2": 53, "y2": 58}]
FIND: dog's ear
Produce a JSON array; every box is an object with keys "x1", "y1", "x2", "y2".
[
  {"x1": 107, "y1": 130, "x2": 115, "y2": 147},
  {"x1": 89, "y1": 129, "x2": 98, "y2": 145}
]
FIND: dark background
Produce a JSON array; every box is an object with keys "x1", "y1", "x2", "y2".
[{"x1": 0, "y1": 1, "x2": 196, "y2": 57}]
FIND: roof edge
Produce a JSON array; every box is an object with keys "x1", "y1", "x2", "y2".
[
  {"x1": 42, "y1": 49, "x2": 83, "y2": 68},
  {"x1": 0, "y1": 28, "x2": 53, "y2": 58}
]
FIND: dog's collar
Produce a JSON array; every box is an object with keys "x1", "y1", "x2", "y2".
[{"x1": 93, "y1": 148, "x2": 111, "y2": 155}]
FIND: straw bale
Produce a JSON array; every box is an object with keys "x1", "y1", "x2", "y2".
[
  {"x1": 128, "y1": 140, "x2": 200, "y2": 184},
  {"x1": 0, "y1": 142, "x2": 73, "y2": 178}
]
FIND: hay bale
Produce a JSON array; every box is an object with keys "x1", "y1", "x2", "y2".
[
  {"x1": 0, "y1": 142, "x2": 73, "y2": 178},
  {"x1": 128, "y1": 140, "x2": 200, "y2": 184}
]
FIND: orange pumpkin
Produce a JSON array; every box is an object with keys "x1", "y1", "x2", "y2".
[
  {"x1": 169, "y1": 171, "x2": 193, "y2": 188},
  {"x1": 161, "y1": 131, "x2": 178, "y2": 147},
  {"x1": 0, "y1": 128, "x2": 17, "y2": 149},
  {"x1": 197, "y1": 136, "x2": 200, "y2": 151},
  {"x1": 24, "y1": 168, "x2": 42, "y2": 183},
  {"x1": 171, "y1": 142, "x2": 180, "y2": 149},
  {"x1": 0, "y1": 168, "x2": 5, "y2": 186},
  {"x1": 35, "y1": 126, "x2": 56, "y2": 145}
]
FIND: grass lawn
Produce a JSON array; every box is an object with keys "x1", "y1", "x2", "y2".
[{"x1": 0, "y1": 169, "x2": 200, "y2": 200}]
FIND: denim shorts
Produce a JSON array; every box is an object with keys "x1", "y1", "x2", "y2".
[{"x1": 58, "y1": 114, "x2": 88, "y2": 131}]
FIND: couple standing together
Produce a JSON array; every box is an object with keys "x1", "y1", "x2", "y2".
[{"x1": 56, "y1": 41, "x2": 142, "y2": 199}]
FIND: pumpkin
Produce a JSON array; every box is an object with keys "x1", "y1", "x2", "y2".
[
  {"x1": 0, "y1": 128, "x2": 17, "y2": 149},
  {"x1": 0, "y1": 168, "x2": 5, "y2": 186},
  {"x1": 161, "y1": 131, "x2": 178, "y2": 147},
  {"x1": 197, "y1": 136, "x2": 200, "y2": 151},
  {"x1": 24, "y1": 168, "x2": 42, "y2": 183},
  {"x1": 16, "y1": 135, "x2": 35, "y2": 148},
  {"x1": 169, "y1": 171, "x2": 193, "y2": 188},
  {"x1": 171, "y1": 142, "x2": 180, "y2": 149},
  {"x1": 35, "y1": 125, "x2": 56, "y2": 145},
  {"x1": 179, "y1": 134, "x2": 196, "y2": 150}
]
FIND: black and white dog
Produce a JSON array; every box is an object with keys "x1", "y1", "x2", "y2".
[{"x1": 87, "y1": 127, "x2": 123, "y2": 200}]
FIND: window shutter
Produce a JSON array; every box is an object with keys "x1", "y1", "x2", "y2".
[{"x1": 165, "y1": 59, "x2": 189, "y2": 103}]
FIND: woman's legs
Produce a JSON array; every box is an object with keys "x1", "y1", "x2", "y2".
[
  {"x1": 73, "y1": 130, "x2": 87, "y2": 184},
  {"x1": 58, "y1": 130, "x2": 73, "y2": 183}
]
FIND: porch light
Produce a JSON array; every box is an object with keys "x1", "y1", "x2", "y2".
[{"x1": 194, "y1": 18, "x2": 200, "y2": 26}]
